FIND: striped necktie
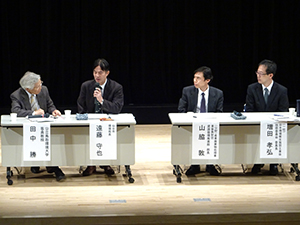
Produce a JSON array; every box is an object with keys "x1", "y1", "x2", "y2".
[{"x1": 30, "y1": 94, "x2": 37, "y2": 111}]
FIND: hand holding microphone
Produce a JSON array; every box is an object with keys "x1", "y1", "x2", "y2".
[{"x1": 94, "y1": 83, "x2": 103, "y2": 103}]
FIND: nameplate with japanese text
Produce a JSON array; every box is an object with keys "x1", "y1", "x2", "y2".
[
  {"x1": 89, "y1": 121, "x2": 117, "y2": 160},
  {"x1": 260, "y1": 120, "x2": 287, "y2": 158},
  {"x1": 23, "y1": 122, "x2": 51, "y2": 161},
  {"x1": 192, "y1": 121, "x2": 219, "y2": 159}
]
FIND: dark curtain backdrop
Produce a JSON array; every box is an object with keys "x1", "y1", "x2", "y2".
[{"x1": 1, "y1": 0, "x2": 300, "y2": 123}]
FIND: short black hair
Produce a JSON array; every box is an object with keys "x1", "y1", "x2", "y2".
[
  {"x1": 93, "y1": 58, "x2": 110, "y2": 71},
  {"x1": 194, "y1": 66, "x2": 213, "y2": 80},
  {"x1": 259, "y1": 59, "x2": 277, "y2": 75}
]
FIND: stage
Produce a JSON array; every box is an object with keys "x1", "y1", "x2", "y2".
[{"x1": 1, "y1": 125, "x2": 300, "y2": 225}]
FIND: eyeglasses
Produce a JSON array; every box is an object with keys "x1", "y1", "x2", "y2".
[
  {"x1": 33, "y1": 81, "x2": 43, "y2": 90},
  {"x1": 255, "y1": 71, "x2": 268, "y2": 76}
]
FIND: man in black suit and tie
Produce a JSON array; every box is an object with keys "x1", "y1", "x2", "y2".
[
  {"x1": 246, "y1": 59, "x2": 289, "y2": 175},
  {"x1": 77, "y1": 58, "x2": 124, "y2": 176},
  {"x1": 178, "y1": 66, "x2": 224, "y2": 175},
  {"x1": 10, "y1": 71, "x2": 66, "y2": 181}
]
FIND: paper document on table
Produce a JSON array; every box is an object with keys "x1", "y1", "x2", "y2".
[
  {"x1": 270, "y1": 114, "x2": 300, "y2": 122},
  {"x1": 28, "y1": 118, "x2": 54, "y2": 122}
]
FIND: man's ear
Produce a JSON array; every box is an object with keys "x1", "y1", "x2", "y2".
[{"x1": 269, "y1": 73, "x2": 274, "y2": 79}]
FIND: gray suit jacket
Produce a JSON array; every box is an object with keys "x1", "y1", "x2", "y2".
[
  {"x1": 178, "y1": 85, "x2": 224, "y2": 113},
  {"x1": 77, "y1": 78, "x2": 124, "y2": 114},
  {"x1": 245, "y1": 82, "x2": 289, "y2": 112},
  {"x1": 10, "y1": 86, "x2": 57, "y2": 117}
]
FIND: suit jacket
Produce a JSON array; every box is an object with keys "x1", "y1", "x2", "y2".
[
  {"x1": 245, "y1": 82, "x2": 289, "y2": 112},
  {"x1": 178, "y1": 85, "x2": 224, "y2": 113},
  {"x1": 77, "y1": 78, "x2": 124, "y2": 114},
  {"x1": 10, "y1": 86, "x2": 57, "y2": 117}
]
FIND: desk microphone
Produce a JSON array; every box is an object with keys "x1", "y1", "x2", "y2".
[{"x1": 28, "y1": 113, "x2": 50, "y2": 118}]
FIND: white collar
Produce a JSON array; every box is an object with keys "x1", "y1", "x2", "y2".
[
  {"x1": 199, "y1": 86, "x2": 209, "y2": 94},
  {"x1": 25, "y1": 89, "x2": 35, "y2": 98},
  {"x1": 262, "y1": 80, "x2": 274, "y2": 93}
]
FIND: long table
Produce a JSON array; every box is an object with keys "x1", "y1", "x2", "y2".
[
  {"x1": 169, "y1": 112, "x2": 300, "y2": 182},
  {"x1": 1, "y1": 113, "x2": 136, "y2": 185}
]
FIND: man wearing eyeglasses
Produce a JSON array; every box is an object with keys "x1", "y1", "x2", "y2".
[
  {"x1": 246, "y1": 59, "x2": 289, "y2": 175},
  {"x1": 10, "y1": 71, "x2": 65, "y2": 181}
]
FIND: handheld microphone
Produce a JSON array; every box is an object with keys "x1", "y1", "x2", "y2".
[
  {"x1": 94, "y1": 82, "x2": 101, "y2": 90},
  {"x1": 94, "y1": 82, "x2": 101, "y2": 104},
  {"x1": 94, "y1": 82, "x2": 103, "y2": 113}
]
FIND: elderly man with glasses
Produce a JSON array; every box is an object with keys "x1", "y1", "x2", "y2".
[{"x1": 10, "y1": 71, "x2": 65, "y2": 181}]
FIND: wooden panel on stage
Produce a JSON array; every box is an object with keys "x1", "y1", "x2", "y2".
[{"x1": 1, "y1": 125, "x2": 300, "y2": 225}]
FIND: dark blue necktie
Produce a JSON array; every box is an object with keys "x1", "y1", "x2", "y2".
[
  {"x1": 264, "y1": 88, "x2": 268, "y2": 104},
  {"x1": 200, "y1": 93, "x2": 206, "y2": 113}
]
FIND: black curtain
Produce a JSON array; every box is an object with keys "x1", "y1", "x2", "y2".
[{"x1": 1, "y1": 0, "x2": 300, "y2": 121}]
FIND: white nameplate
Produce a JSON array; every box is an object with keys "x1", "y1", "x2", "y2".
[
  {"x1": 89, "y1": 121, "x2": 117, "y2": 160},
  {"x1": 23, "y1": 122, "x2": 51, "y2": 161},
  {"x1": 192, "y1": 121, "x2": 219, "y2": 159},
  {"x1": 260, "y1": 120, "x2": 287, "y2": 159}
]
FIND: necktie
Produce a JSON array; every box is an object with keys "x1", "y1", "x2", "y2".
[
  {"x1": 200, "y1": 93, "x2": 206, "y2": 113},
  {"x1": 264, "y1": 88, "x2": 269, "y2": 104},
  {"x1": 30, "y1": 95, "x2": 37, "y2": 111}
]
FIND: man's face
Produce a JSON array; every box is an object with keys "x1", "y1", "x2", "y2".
[
  {"x1": 194, "y1": 72, "x2": 210, "y2": 91},
  {"x1": 256, "y1": 65, "x2": 273, "y2": 86},
  {"x1": 29, "y1": 79, "x2": 42, "y2": 95},
  {"x1": 93, "y1": 66, "x2": 109, "y2": 85}
]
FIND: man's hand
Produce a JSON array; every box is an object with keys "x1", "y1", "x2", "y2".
[
  {"x1": 94, "y1": 88, "x2": 103, "y2": 103},
  {"x1": 34, "y1": 109, "x2": 45, "y2": 115},
  {"x1": 52, "y1": 109, "x2": 61, "y2": 117}
]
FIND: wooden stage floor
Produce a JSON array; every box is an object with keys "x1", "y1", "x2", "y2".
[{"x1": 1, "y1": 125, "x2": 300, "y2": 225}]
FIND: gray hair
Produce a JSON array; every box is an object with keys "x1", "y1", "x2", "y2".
[{"x1": 19, "y1": 71, "x2": 41, "y2": 90}]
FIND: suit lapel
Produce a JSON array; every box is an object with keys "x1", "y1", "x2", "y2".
[
  {"x1": 207, "y1": 88, "x2": 215, "y2": 112},
  {"x1": 103, "y1": 79, "x2": 110, "y2": 99},
  {"x1": 36, "y1": 90, "x2": 45, "y2": 110},
  {"x1": 90, "y1": 81, "x2": 95, "y2": 96},
  {"x1": 190, "y1": 87, "x2": 198, "y2": 112},
  {"x1": 20, "y1": 89, "x2": 31, "y2": 110},
  {"x1": 267, "y1": 82, "x2": 277, "y2": 108},
  {"x1": 255, "y1": 84, "x2": 266, "y2": 109}
]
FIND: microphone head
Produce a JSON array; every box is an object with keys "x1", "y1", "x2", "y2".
[
  {"x1": 94, "y1": 82, "x2": 101, "y2": 89},
  {"x1": 44, "y1": 113, "x2": 50, "y2": 118}
]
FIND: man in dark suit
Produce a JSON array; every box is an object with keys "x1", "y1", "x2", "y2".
[
  {"x1": 77, "y1": 58, "x2": 124, "y2": 176},
  {"x1": 178, "y1": 66, "x2": 224, "y2": 176},
  {"x1": 10, "y1": 71, "x2": 66, "y2": 181},
  {"x1": 246, "y1": 59, "x2": 289, "y2": 175}
]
